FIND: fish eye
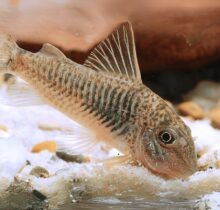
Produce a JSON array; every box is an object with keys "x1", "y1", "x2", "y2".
[{"x1": 158, "y1": 130, "x2": 175, "y2": 144}]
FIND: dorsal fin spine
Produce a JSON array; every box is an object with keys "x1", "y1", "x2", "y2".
[
  {"x1": 105, "y1": 36, "x2": 119, "y2": 74},
  {"x1": 98, "y1": 42, "x2": 114, "y2": 72},
  {"x1": 83, "y1": 22, "x2": 142, "y2": 83},
  {"x1": 123, "y1": 25, "x2": 135, "y2": 77}
]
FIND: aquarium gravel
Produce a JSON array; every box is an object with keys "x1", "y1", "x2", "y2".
[{"x1": 0, "y1": 84, "x2": 220, "y2": 209}]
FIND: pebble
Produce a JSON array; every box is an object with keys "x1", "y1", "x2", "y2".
[
  {"x1": 32, "y1": 141, "x2": 57, "y2": 153},
  {"x1": 177, "y1": 101, "x2": 205, "y2": 120},
  {"x1": 0, "y1": 73, "x2": 16, "y2": 85},
  {"x1": 56, "y1": 151, "x2": 90, "y2": 163},
  {"x1": 207, "y1": 108, "x2": 220, "y2": 129},
  {"x1": 38, "y1": 123, "x2": 65, "y2": 131},
  {"x1": 0, "y1": 124, "x2": 8, "y2": 132},
  {"x1": 30, "y1": 166, "x2": 49, "y2": 178},
  {"x1": 197, "y1": 147, "x2": 209, "y2": 159},
  {"x1": 32, "y1": 189, "x2": 48, "y2": 200}
]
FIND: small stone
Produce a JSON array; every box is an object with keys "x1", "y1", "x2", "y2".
[
  {"x1": 0, "y1": 124, "x2": 8, "y2": 132},
  {"x1": 71, "y1": 199, "x2": 77, "y2": 203},
  {"x1": 32, "y1": 189, "x2": 47, "y2": 200},
  {"x1": 30, "y1": 166, "x2": 49, "y2": 178},
  {"x1": 198, "y1": 163, "x2": 210, "y2": 171},
  {"x1": 0, "y1": 73, "x2": 16, "y2": 85},
  {"x1": 3, "y1": 73, "x2": 16, "y2": 84},
  {"x1": 208, "y1": 108, "x2": 220, "y2": 129},
  {"x1": 216, "y1": 160, "x2": 220, "y2": 169},
  {"x1": 197, "y1": 147, "x2": 209, "y2": 159},
  {"x1": 32, "y1": 141, "x2": 56, "y2": 153},
  {"x1": 38, "y1": 122, "x2": 69, "y2": 131},
  {"x1": 177, "y1": 101, "x2": 205, "y2": 120},
  {"x1": 56, "y1": 151, "x2": 90, "y2": 163}
]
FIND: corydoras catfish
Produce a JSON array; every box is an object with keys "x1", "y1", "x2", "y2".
[{"x1": 0, "y1": 22, "x2": 197, "y2": 179}]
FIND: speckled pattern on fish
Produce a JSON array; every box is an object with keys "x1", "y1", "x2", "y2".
[{"x1": 0, "y1": 22, "x2": 197, "y2": 179}]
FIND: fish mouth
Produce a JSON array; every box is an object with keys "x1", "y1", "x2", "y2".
[
  {"x1": 134, "y1": 135, "x2": 196, "y2": 179},
  {"x1": 141, "y1": 155, "x2": 182, "y2": 179},
  {"x1": 141, "y1": 154, "x2": 194, "y2": 179}
]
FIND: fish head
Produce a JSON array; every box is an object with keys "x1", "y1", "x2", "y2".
[{"x1": 134, "y1": 104, "x2": 197, "y2": 179}]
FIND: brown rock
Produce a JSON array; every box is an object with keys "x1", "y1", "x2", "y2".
[
  {"x1": 198, "y1": 163, "x2": 210, "y2": 171},
  {"x1": 0, "y1": 0, "x2": 220, "y2": 72},
  {"x1": 177, "y1": 101, "x2": 205, "y2": 119},
  {"x1": 208, "y1": 108, "x2": 220, "y2": 129},
  {"x1": 31, "y1": 141, "x2": 56, "y2": 153}
]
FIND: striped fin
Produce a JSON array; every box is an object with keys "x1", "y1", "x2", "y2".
[{"x1": 84, "y1": 22, "x2": 142, "y2": 83}]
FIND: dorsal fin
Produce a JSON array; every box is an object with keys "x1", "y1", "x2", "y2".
[
  {"x1": 84, "y1": 22, "x2": 142, "y2": 83},
  {"x1": 39, "y1": 43, "x2": 66, "y2": 58}
]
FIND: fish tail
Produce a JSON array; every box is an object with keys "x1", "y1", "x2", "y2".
[{"x1": 0, "y1": 34, "x2": 18, "y2": 72}]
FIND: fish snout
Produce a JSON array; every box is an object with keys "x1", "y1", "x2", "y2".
[
  {"x1": 162, "y1": 156, "x2": 198, "y2": 179},
  {"x1": 134, "y1": 139, "x2": 198, "y2": 179}
]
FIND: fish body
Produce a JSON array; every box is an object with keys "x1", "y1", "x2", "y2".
[{"x1": 0, "y1": 22, "x2": 197, "y2": 179}]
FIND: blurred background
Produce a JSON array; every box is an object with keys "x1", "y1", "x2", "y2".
[{"x1": 0, "y1": 0, "x2": 220, "y2": 101}]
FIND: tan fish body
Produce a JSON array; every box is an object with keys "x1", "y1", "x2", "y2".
[{"x1": 0, "y1": 22, "x2": 197, "y2": 179}]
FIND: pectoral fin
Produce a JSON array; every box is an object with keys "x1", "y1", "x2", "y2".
[
  {"x1": 54, "y1": 122, "x2": 100, "y2": 155},
  {"x1": 0, "y1": 79, "x2": 44, "y2": 106}
]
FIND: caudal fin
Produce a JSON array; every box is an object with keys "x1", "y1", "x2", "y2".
[{"x1": 0, "y1": 34, "x2": 18, "y2": 72}]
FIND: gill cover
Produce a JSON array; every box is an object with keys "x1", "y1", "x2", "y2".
[{"x1": 135, "y1": 126, "x2": 197, "y2": 179}]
